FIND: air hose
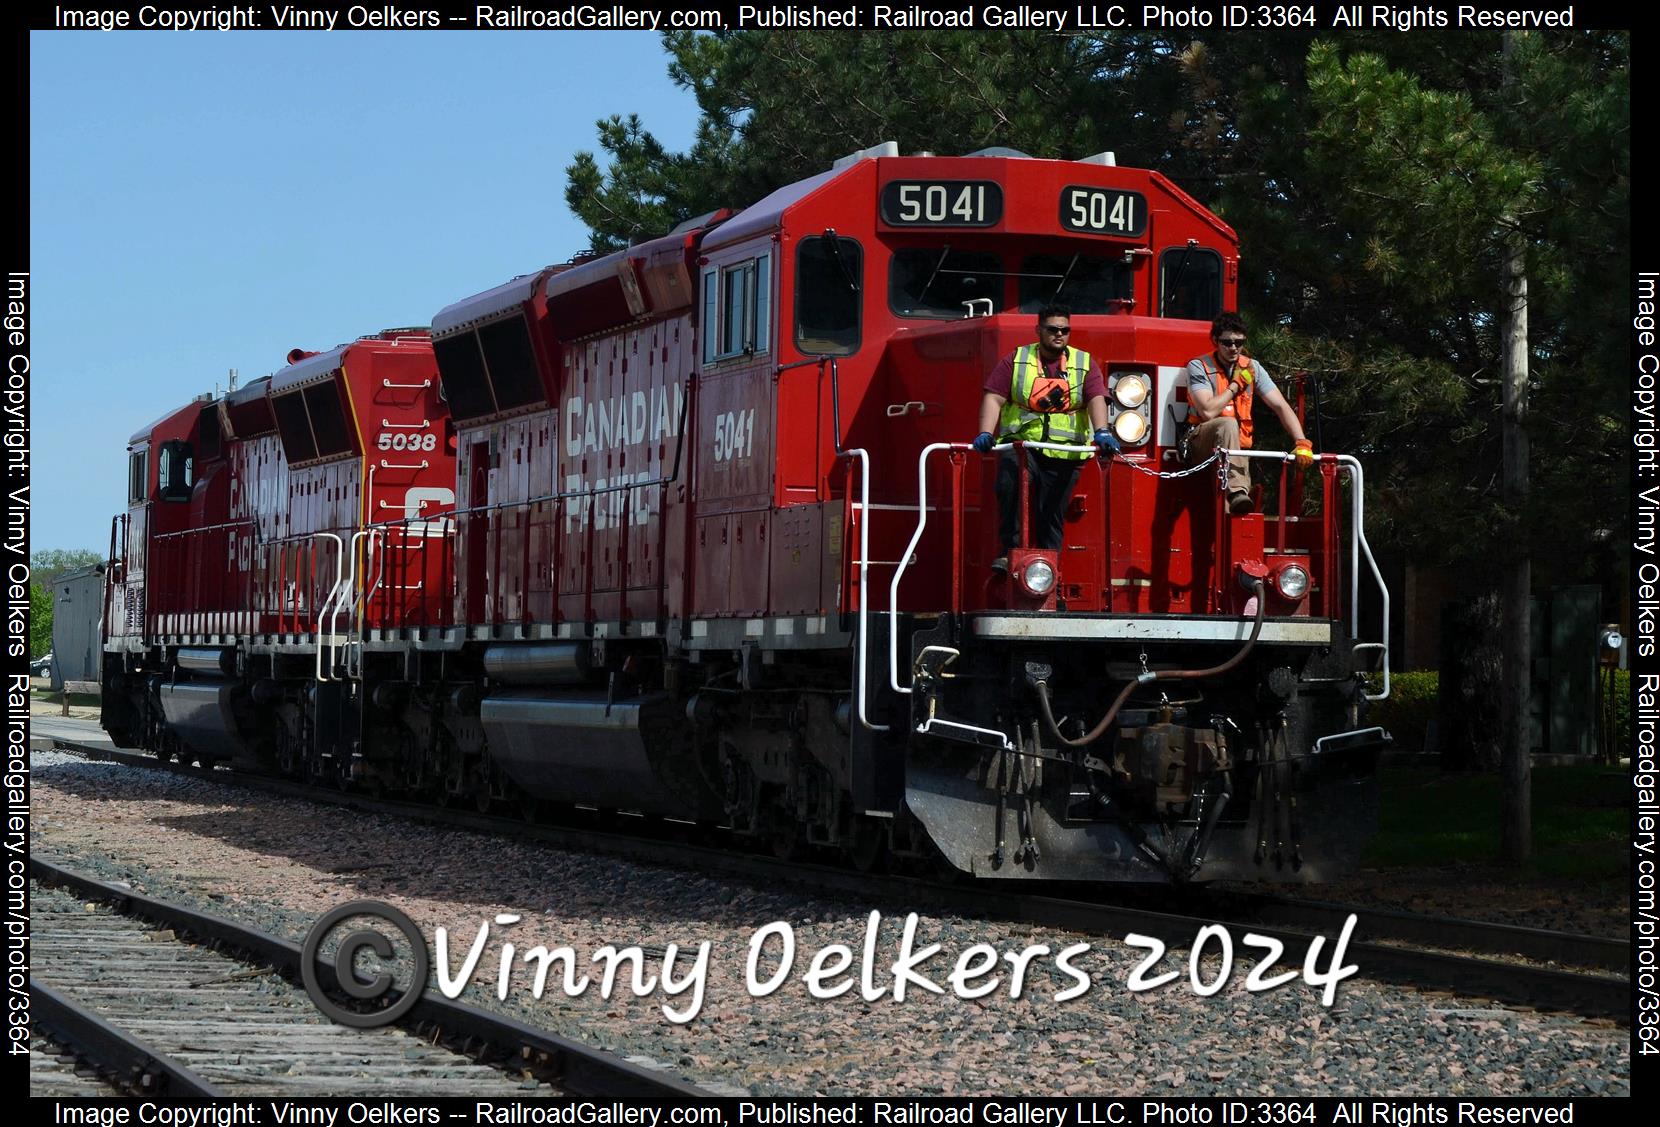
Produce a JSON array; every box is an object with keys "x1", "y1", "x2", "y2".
[{"x1": 1034, "y1": 578, "x2": 1268, "y2": 748}]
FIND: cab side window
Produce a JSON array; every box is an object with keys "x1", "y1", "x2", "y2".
[
  {"x1": 157, "y1": 440, "x2": 193, "y2": 502},
  {"x1": 1159, "y1": 247, "x2": 1223, "y2": 321},
  {"x1": 702, "y1": 252, "x2": 772, "y2": 365},
  {"x1": 795, "y1": 236, "x2": 862, "y2": 355},
  {"x1": 127, "y1": 449, "x2": 148, "y2": 504}
]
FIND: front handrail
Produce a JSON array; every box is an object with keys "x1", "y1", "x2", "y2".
[
  {"x1": 874, "y1": 441, "x2": 1388, "y2": 705},
  {"x1": 878, "y1": 440, "x2": 1095, "y2": 751},
  {"x1": 1335, "y1": 455, "x2": 1389, "y2": 701},
  {"x1": 1225, "y1": 448, "x2": 1390, "y2": 701},
  {"x1": 888, "y1": 440, "x2": 1097, "y2": 697}
]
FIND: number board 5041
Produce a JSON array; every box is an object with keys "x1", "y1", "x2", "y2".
[
  {"x1": 1060, "y1": 186, "x2": 1147, "y2": 238},
  {"x1": 880, "y1": 180, "x2": 1003, "y2": 228}
]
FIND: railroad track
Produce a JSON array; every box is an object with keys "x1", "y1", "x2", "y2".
[
  {"x1": 29, "y1": 859, "x2": 711, "y2": 1097},
  {"x1": 37, "y1": 733, "x2": 1630, "y2": 1023},
  {"x1": 1184, "y1": 886, "x2": 1629, "y2": 973},
  {"x1": 30, "y1": 1034, "x2": 126, "y2": 1097}
]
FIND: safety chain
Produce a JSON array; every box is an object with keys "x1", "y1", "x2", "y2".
[
  {"x1": 986, "y1": 440, "x2": 1221, "y2": 483},
  {"x1": 1106, "y1": 448, "x2": 1224, "y2": 482}
]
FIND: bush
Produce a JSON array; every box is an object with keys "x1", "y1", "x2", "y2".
[
  {"x1": 1368, "y1": 668, "x2": 1630, "y2": 758},
  {"x1": 29, "y1": 583, "x2": 51, "y2": 658},
  {"x1": 1610, "y1": 667, "x2": 1630, "y2": 754},
  {"x1": 1367, "y1": 670, "x2": 1438, "y2": 753}
]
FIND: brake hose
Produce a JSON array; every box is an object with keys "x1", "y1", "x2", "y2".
[{"x1": 1034, "y1": 578, "x2": 1268, "y2": 748}]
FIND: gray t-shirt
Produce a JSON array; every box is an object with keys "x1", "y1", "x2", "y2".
[{"x1": 1185, "y1": 354, "x2": 1277, "y2": 401}]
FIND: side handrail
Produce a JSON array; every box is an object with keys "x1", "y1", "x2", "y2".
[
  {"x1": 261, "y1": 509, "x2": 457, "y2": 630},
  {"x1": 348, "y1": 528, "x2": 386, "y2": 678},
  {"x1": 311, "y1": 533, "x2": 346, "y2": 683},
  {"x1": 103, "y1": 513, "x2": 124, "y2": 644},
  {"x1": 837, "y1": 447, "x2": 887, "y2": 732},
  {"x1": 431, "y1": 380, "x2": 694, "y2": 527},
  {"x1": 150, "y1": 518, "x2": 255, "y2": 539},
  {"x1": 328, "y1": 530, "x2": 369, "y2": 678}
]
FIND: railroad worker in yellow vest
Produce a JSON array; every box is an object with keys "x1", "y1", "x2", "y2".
[
  {"x1": 1183, "y1": 312, "x2": 1314, "y2": 515},
  {"x1": 972, "y1": 305, "x2": 1113, "y2": 566}
]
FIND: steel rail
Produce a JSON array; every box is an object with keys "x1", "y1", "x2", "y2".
[
  {"x1": 29, "y1": 855, "x2": 712, "y2": 1097},
  {"x1": 1193, "y1": 887, "x2": 1629, "y2": 974},
  {"x1": 31, "y1": 980, "x2": 228, "y2": 1097}
]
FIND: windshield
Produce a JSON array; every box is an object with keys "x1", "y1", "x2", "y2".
[{"x1": 889, "y1": 248, "x2": 1005, "y2": 319}]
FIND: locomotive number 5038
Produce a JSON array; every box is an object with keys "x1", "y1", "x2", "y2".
[{"x1": 378, "y1": 431, "x2": 438, "y2": 452}]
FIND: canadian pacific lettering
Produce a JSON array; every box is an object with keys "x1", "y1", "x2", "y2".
[{"x1": 562, "y1": 383, "x2": 683, "y2": 532}]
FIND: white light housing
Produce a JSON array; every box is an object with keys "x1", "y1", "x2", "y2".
[
  {"x1": 1112, "y1": 373, "x2": 1150, "y2": 408},
  {"x1": 1275, "y1": 564, "x2": 1310, "y2": 599},
  {"x1": 1113, "y1": 411, "x2": 1148, "y2": 445},
  {"x1": 1022, "y1": 559, "x2": 1056, "y2": 596}
]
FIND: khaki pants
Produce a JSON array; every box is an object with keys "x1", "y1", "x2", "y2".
[{"x1": 1183, "y1": 416, "x2": 1251, "y2": 498}]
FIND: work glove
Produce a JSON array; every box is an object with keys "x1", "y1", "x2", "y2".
[
  {"x1": 1093, "y1": 428, "x2": 1120, "y2": 456},
  {"x1": 972, "y1": 431, "x2": 995, "y2": 453},
  {"x1": 1234, "y1": 362, "x2": 1254, "y2": 387},
  {"x1": 1294, "y1": 439, "x2": 1315, "y2": 466}
]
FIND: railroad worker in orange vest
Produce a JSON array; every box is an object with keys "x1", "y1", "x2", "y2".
[
  {"x1": 972, "y1": 304, "x2": 1113, "y2": 567},
  {"x1": 1182, "y1": 312, "x2": 1314, "y2": 515}
]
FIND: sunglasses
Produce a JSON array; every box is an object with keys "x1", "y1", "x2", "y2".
[
  {"x1": 1041, "y1": 325, "x2": 1072, "y2": 335},
  {"x1": 1217, "y1": 337, "x2": 1247, "y2": 347}
]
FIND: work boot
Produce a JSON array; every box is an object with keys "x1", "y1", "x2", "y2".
[{"x1": 1227, "y1": 491, "x2": 1254, "y2": 515}]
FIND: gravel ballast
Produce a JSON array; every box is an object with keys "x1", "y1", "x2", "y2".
[{"x1": 27, "y1": 749, "x2": 1630, "y2": 1097}]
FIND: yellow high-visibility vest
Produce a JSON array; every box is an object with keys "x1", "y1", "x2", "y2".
[{"x1": 997, "y1": 344, "x2": 1094, "y2": 460}]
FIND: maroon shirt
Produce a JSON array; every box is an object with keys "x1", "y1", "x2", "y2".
[{"x1": 983, "y1": 346, "x2": 1108, "y2": 404}]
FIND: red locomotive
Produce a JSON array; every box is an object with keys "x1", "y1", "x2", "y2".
[{"x1": 102, "y1": 145, "x2": 1391, "y2": 882}]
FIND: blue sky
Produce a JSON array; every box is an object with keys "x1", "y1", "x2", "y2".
[{"x1": 29, "y1": 32, "x2": 702, "y2": 552}]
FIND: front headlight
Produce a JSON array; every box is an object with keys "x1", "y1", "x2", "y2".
[
  {"x1": 1275, "y1": 564, "x2": 1310, "y2": 599},
  {"x1": 1022, "y1": 558, "x2": 1056, "y2": 596},
  {"x1": 1112, "y1": 372, "x2": 1150, "y2": 408},
  {"x1": 1112, "y1": 410, "x2": 1148, "y2": 445}
]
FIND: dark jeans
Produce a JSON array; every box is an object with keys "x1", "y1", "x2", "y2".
[{"x1": 996, "y1": 449, "x2": 1082, "y2": 551}]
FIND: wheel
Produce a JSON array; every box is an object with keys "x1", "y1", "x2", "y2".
[{"x1": 847, "y1": 815, "x2": 888, "y2": 873}]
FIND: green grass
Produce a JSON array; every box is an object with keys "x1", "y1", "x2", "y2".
[{"x1": 1366, "y1": 765, "x2": 1628, "y2": 880}]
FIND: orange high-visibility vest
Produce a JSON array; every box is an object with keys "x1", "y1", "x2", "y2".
[{"x1": 1189, "y1": 355, "x2": 1254, "y2": 448}]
